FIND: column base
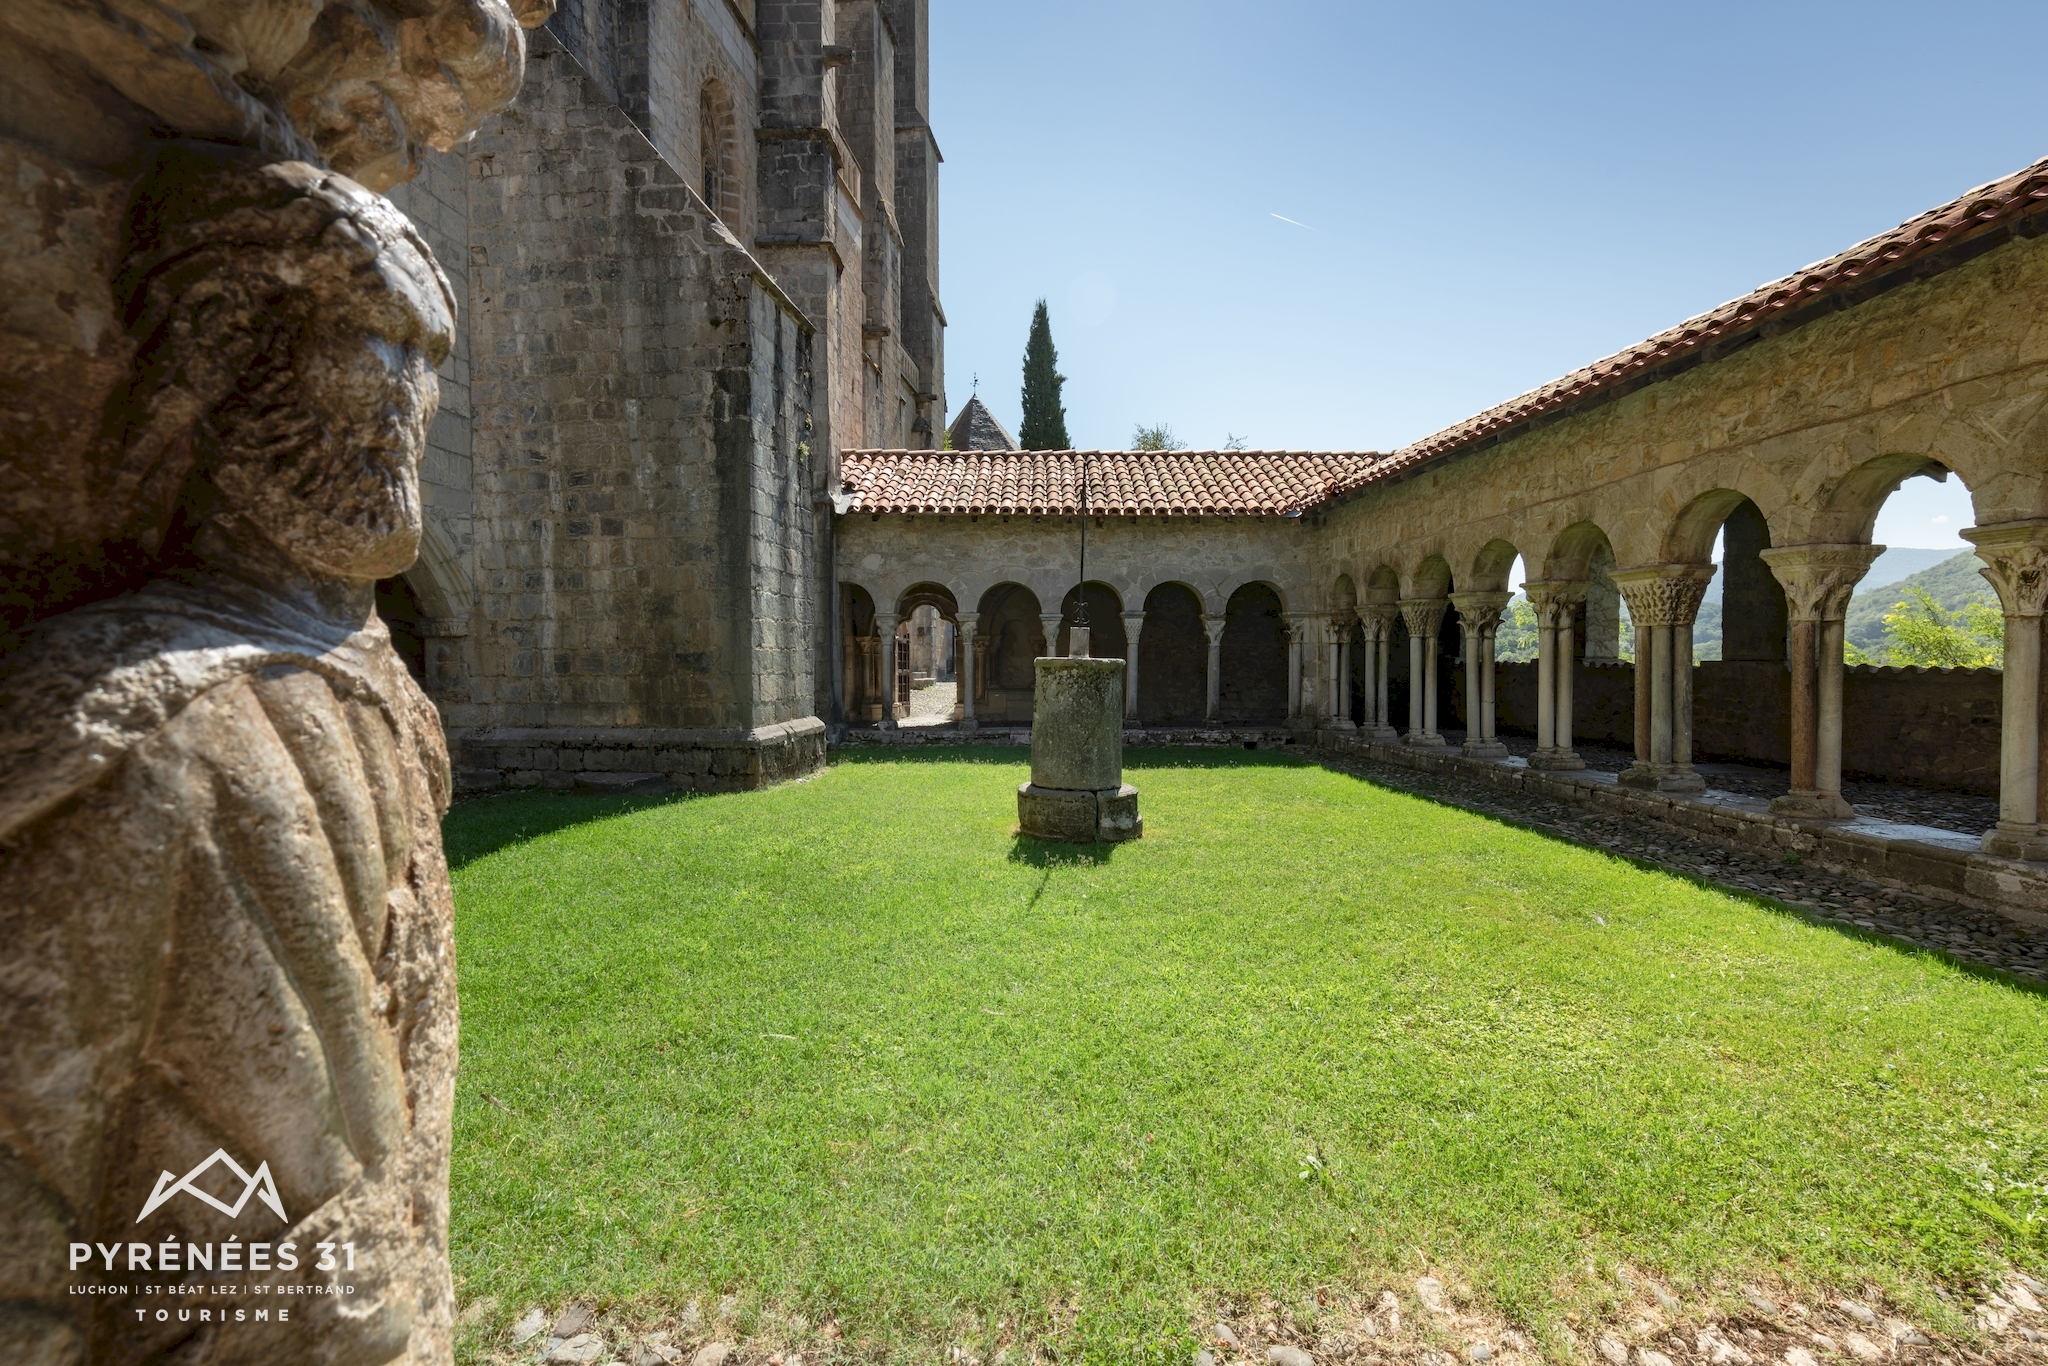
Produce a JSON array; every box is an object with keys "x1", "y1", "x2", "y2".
[
  {"x1": 1768, "y1": 790, "x2": 1857, "y2": 819},
  {"x1": 877, "y1": 717, "x2": 899, "y2": 731},
  {"x1": 1527, "y1": 748, "x2": 1585, "y2": 770},
  {"x1": 958, "y1": 717, "x2": 979, "y2": 731},
  {"x1": 1328, "y1": 718, "x2": 1358, "y2": 732},
  {"x1": 1617, "y1": 763, "x2": 1702, "y2": 791},
  {"x1": 1982, "y1": 822, "x2": 2048, "y2": 860},
  {"x1": 1462, "y1": 739, "x2": 1509, "y2": 758},
  {"x1": 1365, "y1": 724, "x2": 1401, "y2": 742},
  {"x1": 1405, "y1": 732, "x2": 1448, "y2": 748}
]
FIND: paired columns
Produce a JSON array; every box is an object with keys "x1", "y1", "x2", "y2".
[
  {"x1": 955, "y1": 612, "x2": 979, "y2": 729},
  {"x1": 1524, "y1": 582, "x2": 1587, "y2": 770},
  {"x1": 1449, "y1": 592, "x2": 1510, "y2": 758},
  {"x1": 1611, "y1": 566, "x2": 1715, "y2": 792},
  {"x1": 1758, "y1": 545, "x2": 1883, "y2": 818},
  {"x1": 1284, "y1": 614, "x2": 1308, "y2": 721},
  {"x1": 1963, "y1": 520, "x2": 2048, "y2": 859},
  {"x1": 1327, "y1": 614, "x2": 1357, "y2": 730},
  {"x1": 1399, "y1": 598, "x2": 1448, "y2": 747},
  {"x1": 873, "y1": 609, "x2": 901, "y2": 729},
  {"x1": 1358, "y1": 607, "x2": 1399, "y2": 738},
  {"x1": 1203, "y1": 613, "x2": 1227, "y2": 724},
  {"x1": 1121, "y1": 609, "x2": 1146, "y2": 719}
]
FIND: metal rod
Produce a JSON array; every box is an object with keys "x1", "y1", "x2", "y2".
[{"x1": 1075, "y1": 454, "x2": 1089, "y2": 629}]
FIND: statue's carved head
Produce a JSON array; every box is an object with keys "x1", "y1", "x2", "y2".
[{"x1": 107, "y1": 143, "x2": 455, "y2": 582}]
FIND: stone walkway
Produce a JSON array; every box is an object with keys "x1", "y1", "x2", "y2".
[
  {"x1": 1321, "y1": 740, "x2": 2048, "y2": 985},
  {"x1": 900, "y1": 681, "x2": 958, "y2": 727},
  {"x1": 1485, "y1": 735, "x2": 2000, "y2": 836}
]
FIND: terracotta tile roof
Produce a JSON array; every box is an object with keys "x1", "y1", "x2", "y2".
[
  {"x1": 1370, "y1": 154, "x2": 2048, "y2": 486},
  {"x1": 838, "y1": 449, "x2": 1384, "y2": 517}
]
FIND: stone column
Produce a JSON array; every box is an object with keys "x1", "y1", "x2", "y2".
[
  {"x1": 875, "y1": 609, "x2": 902, "y2": 729},
  {"x1": 1361, "y1": 607, "x2": 1399, "y2": 739},
  {"x1": 1449, "y1": 592, "x2": 1510, "y2": 757},
  {"x1": 1120, "y1": 609, "x2": 1145, "y2": 720},
  {"x1": 1204, "y1": 612, "x2": 1227, "y2": 724},
  {"x1": 1332, "y1": 616, "x2": 1357, "y2": 730},
  {"x1": 1285, "y1": 615, "x2": 1306, "y2": 721},
  {"x1": 1039, "y1": 611, "x2": 1064, "y2": 662},
  {"x1": 1612, "y1": 566, "x2": 1714, "y2": 792},
  {"x1": 1524, "y1": 583, "x2": 1588, "y2": 770},
  {"x1": 1400, "y1": 599, "x2": 1449, "y2": 747},
  {"x1": 956, "y1": 612, "x2": 980, "y2": 729},
  {"x1": 1759, "y1": 545, "x2": 1884, "y2": 818},
  {"x1": 1963, "y1": 521, "x2": 2048, "y2": 858}
]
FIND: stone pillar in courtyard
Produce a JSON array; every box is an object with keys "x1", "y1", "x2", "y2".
[
  {"x1": 1612, "y1": 566, "x2": 1715, "y2": 792},
  {"x1": 1450, "y1": 591, "x2": 1511, "y2": 757},
  {"x1": 0, "y1": 0, "x2": 546, "y2": 1358},
  {"x1": 1963, "y1": 521, "x2": 2048, "y2": 859},
  {"x1": 1017, "y1": 633, "x2": 1142, "y2": 843},
  {"x1": 875, "y1": 610, "x2": 902, "y2": 727},
  {"x1": 1760, "y1": 544, "x2": 1884, "y2": 819},
  {"x1": 1328, "y1": 615, "x2": 1357, "y2": 731}
]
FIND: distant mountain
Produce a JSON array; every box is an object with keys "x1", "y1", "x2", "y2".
[
  {"x1": 1860, "y1": 547, "x2": 1963, "y2": 593},
  {"x1": 1845, "y1": 550, "x2": 1994, "y2": 656}
]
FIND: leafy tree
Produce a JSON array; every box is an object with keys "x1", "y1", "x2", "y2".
[
  {"x1": 1493, "y1": 597, "x2": 1538, "y2": 662},
  {"x1": 1019, "y1": 301, "x2": 1070, "y2": 449},
  {"x1": 1881, "y1": 586, "x2": 2003, "y2": 668},
  {"x1": 1131, "y1": 423, "x2": 1186, "y2": 451}
]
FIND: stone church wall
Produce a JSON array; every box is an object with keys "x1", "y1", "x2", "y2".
[{"x1": 449, "y1": 33, "x2": 823, "y2": 791}]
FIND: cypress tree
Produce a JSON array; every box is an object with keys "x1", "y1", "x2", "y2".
[{"x1": 1019, "y1": 300, "x2": 1070, "y2": 450}]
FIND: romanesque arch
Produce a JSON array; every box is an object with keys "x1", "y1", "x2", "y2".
[
  {"x1": 1138, "y1": 581, "x2": 1207, "y2": 726},
  {"x1": 1219, "y1": 581, "x2": 1287, "y2": 723},
  {"x1": 1058, "y1": 581, "x2": 1125, "y2": 659},
  {"x1": 976, "y1": 583, "x2": 1044, "y2": 725}
]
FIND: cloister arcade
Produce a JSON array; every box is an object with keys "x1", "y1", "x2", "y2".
[{"x1": 835, "y1": 158, "x2": 2048, "y2": 868}]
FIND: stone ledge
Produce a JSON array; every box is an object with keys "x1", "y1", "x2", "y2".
[
  {"x1": 1315, "y1": 732, "x2": 2048, "y2": 925},
  {"x1": 451, "y1": 719, "x2": 826, "y2": 794}
]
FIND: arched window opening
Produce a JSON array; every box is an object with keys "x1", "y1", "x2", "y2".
[{"x1": 698, "y1": 79, "x2": 742, "y2": 227}]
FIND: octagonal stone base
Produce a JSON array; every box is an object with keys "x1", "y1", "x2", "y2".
[{"x1": 1018, "y1": 782, "x2": 1144, "y2": 843}]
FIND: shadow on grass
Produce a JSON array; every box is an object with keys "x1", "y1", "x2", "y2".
[
  {"x1": 1319, "y1": 763, "x2": 2048, "y2": 1000},
  {"x1": 443, "y1": 788, "x2": 694, "y2": 871}
]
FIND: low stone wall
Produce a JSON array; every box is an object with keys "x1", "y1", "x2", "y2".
[
  {"x1": 1493, "y1": 660, "x2": 2000, "y2": 793},
  {"x1": 454, "y1": 719, "x2": 827, "y2": 794},
  {"x1": 834, "y1": 725, "x2": 1297, "y2": 750}
]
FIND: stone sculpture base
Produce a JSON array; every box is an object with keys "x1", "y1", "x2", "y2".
[
  {"x1": 1019, "y1": 654, "x2": 1141, "y2": 844},
  {"x1": 1018, "y1": 782, "x2": 1144, "y2": 843}
]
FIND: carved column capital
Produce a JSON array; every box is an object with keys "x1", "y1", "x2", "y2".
[
  {"x1": 1202, "y1": 613, "x2": 1228, "y2": 644},
  {"x1": 1963, "y1": 520, "x2": 2048, "y2": 618},
  {"x1": 1359, "y1": 605, "x2": 1398, "y2": 641},
  {"x1": 1522, "y1": 581, "x2": 1586, "y2": 630},
  {"x1": 1448, "y1": 591, "x2": 1512, "y2": 634},
  {"x1": 1609, "y1": 564, "x2": 1715, "y2": 627},
  {"x1": 955, "y1": 611, "x2": 979, "y2": 636},
  {"x1": 1398, "y1": 598, "x2": 1446, "y2": 640},
  {"x1": 1758, "y1": 544, "x2": 1885, "y2": 623}
]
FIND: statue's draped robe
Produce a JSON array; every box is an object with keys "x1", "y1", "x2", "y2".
[{"x1": 0, "y1": 572, "x2": 456, "y2": 1366}]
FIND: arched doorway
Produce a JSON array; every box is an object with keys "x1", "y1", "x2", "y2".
[
  {"x1": 1057, "y1": 582, "x2": 1125, "y2": 660},
  {"x1": 841, "y1": 583, "x2": 880, "y2": 722},
  {"x1": 976, "y1": 583, "x2": 1044, "y2": 725},
  {"x1": 1219, "y1": 582, "x2": 1286, "y2": 723},
  {"x1": 374, "y1": 575, "x2": 426, "y2": 681},
  {"x1": 1138, "y1": 582, "x2": 1206, "y2": 725}
]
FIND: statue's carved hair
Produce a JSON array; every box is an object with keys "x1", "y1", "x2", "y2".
[{"x1": 99, "y1": 141, "x2": 455, "y2": 556}]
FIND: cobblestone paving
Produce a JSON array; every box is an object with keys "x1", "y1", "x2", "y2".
[
  {"x1": 1321, "y1": 745, "x2": 2048, "y2": 986},
  {"x1": 899, "y1": 681, "x2": 958, "y2": 727}
]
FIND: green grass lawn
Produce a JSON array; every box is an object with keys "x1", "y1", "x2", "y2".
[{"x1": 445, "y1": 748, "x2": 2047, "y2": 1360}]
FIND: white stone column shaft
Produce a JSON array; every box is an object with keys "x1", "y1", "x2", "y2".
[
  {"x1": 1121, "y1": 610, "x2": 1145, "y2": 719},
  {"x1": 957, "y1": 613, "x2": 979, "y2": 728},
  {"x1": 1557, "y1": 617, "x2": 1576, "y2": 756},
  {"x1": 1407, "y1": 631, "x2": 1425, "y2": 737},
  {"x1": 875, "y1": 610, "x2": 901, "y2": 729},
  {"x1": 1204, "y1": 614, "x2": 1226, "y2": 724},
  {"x1": 1535, "y1": 620, "x2": 1556, "y2": 752}
]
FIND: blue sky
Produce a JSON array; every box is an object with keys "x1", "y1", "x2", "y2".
[{"x1": 926, "y1": 0, "x2": 2048, "y2": 551}]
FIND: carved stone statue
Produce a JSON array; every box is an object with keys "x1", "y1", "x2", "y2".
[{"x1": 0, "y1": 148, "x2": 462, "y2": 1364}]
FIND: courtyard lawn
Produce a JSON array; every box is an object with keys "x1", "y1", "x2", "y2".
[{"x1": 444, "y1": 748, "x2": 2048, "y2": 1359}]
